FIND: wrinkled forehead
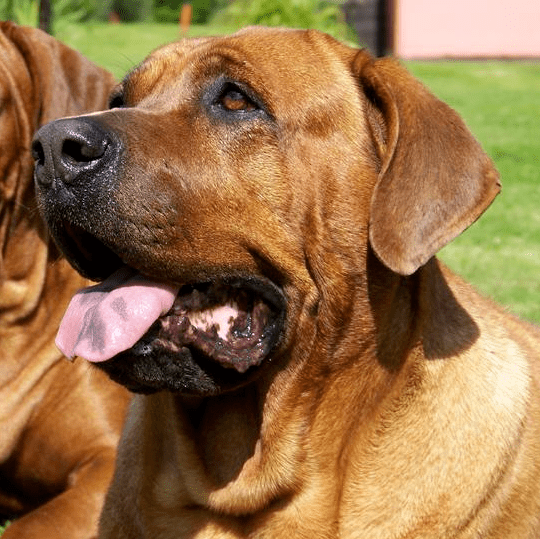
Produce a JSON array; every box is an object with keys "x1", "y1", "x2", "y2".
[{"x1": 121, "y1": 27, "x2": 358, "y2": 111}]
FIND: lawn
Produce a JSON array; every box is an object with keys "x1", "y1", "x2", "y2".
[
  {"x1": 407, "y1": 60, "x2": 540, "y2": 322},
  {"x1": 55, "y1": 23, "x2": 540, "y2": 323},
  {"x1": 55, "y1": 22, "x2": 240, "y2": 79}
]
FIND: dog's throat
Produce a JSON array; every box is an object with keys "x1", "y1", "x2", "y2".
[{"x1": 157, "y1": 285, "x2": 274, "y2": 373}]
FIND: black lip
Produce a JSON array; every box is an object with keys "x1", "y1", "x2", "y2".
[
  {"x1": 95, "y1": 335, "x2": 270, "y2": 395},
  {"x1": 52, "y1": 222, "x2": 124, "y2": 281}
]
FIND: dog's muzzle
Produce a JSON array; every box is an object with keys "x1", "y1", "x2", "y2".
[
  {"x1": 31, "y1": 117, "x2": 287, "y2": 396},
  {"x1": 32, "y1": 117, "x2": 120, "y2": 189}
]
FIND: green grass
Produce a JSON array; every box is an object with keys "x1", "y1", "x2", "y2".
[
  {"x1": 56, "y1": 24, "x2": 540, "y2": 323},
  {"x1": 407, "y1": 61, "x2": 540, "y2": 322}
]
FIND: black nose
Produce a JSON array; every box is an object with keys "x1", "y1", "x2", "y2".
[{"x1": 33, "y1": 117, "x2": 118, "y2": 188}]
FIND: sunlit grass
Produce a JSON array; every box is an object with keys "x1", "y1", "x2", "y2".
[
  {"x1": 55, "y1": 22, "x2": 238, "y2": 78},
  {"x1": 407, "y1": 60, "x2": 540, "y2": 321}
]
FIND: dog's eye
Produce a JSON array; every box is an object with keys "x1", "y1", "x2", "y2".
[
  {"x1": 109, "y1": 91, "x2": 125, "y2": 109},
  {"x1": 217, "y1": 84, "x2": 258, "y2": 113}
]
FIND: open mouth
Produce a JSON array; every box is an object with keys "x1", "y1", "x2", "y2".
[
  {"x1": 53, "y1": 224, "x2": 286, "y2": 389},
  {"x1": 158, "y1": 281, "x2": 280, "y2": 373}
]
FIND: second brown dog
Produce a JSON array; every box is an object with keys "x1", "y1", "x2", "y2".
[{"x1": 0, "y1": 22, "x2": 130, "y2": 539}]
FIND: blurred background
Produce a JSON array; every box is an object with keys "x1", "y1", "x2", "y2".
[
  {"x1": 0, "y1": 0, "x2": 538, "y2": 324},
  {"x1": 3, "y1": 0, "x2": 540, "y2": 61}
]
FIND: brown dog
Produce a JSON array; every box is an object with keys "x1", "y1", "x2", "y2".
[
  {"x1": 0, "y1": 22, "x2": 130, "y2": 538},
  {"x1": 32, "y1": 27, "x2": 540, "y2": 538}
]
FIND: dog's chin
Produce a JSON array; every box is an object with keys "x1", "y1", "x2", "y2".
[
  {"x1": 92, "y1": 279, "x2": 286, "y2": 396},
  {"x1": 94, "y1": 340, "x2": 261, "y2": 395}
]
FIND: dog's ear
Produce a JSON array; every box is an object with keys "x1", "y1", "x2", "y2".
[
  {"x1": 0, "y1": 21, "x2": 115, "y2": 127},
  {"x1": 353, "y1": 50, "x2": 500, "y2": 276}
]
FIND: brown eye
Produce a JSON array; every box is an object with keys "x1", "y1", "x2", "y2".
[
  {"x1": 220, "y1": 84, "x2": 257, "y2": 112},
  {"x1": 108, "y1": 90, "x2": 125, "y2": 109}
]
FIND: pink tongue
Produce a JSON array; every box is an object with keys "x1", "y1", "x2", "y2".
[{"x1": 56, "y1": 266, "x2": 179, "y2": 363}]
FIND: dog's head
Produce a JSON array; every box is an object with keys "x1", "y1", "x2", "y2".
[{"x1": 32, "y1": 27, "x2": 500, "y2": 395}]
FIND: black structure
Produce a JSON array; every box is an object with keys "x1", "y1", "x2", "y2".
[
  {"x1": 38, "y1": 0, "x2": 52, "y2": 34},
  {"x1": 342, "y1": 0, "x2": 392, "y2": 57}
]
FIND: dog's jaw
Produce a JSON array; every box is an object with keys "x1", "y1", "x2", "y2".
[{"x1": 55, "y1": 262, "x2": 286, "y2": 395}]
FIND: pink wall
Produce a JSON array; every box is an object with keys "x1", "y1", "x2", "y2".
[{"x1": 395, "y1": 0, "x2": 540, "y2": 58}]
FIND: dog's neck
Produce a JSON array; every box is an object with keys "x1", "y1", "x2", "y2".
[
  {"x1": 146, "y1": 255, "x2": 424, "y2": 514},
  {"x1": 138, "y1": 254, "x2": 481, "y2": 520}
]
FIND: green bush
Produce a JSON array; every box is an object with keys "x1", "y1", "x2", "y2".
[
  {"x1": 0, "y1": 0, "x2": 40, "y2": 24},
  {"x1": 0, "y1": 0, "x2": 97, "y2": 27},
  {"x1": 154, "y1": 0, "x2": 227, "y2": 24},
  {"x1": 12, "y1": 0, "x2": 39, "y2": 26},
  {"x1": 211, "y1": 0, "x2": 352, "y2": 41},
  {"x1": 96, "y1": 0, "x2": 153, "y2": 21},
  {"x1": 54, "y1": 0, "x2": 98, "y2": 24}
]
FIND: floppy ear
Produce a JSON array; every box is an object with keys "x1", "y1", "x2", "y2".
[
  {"x1": 353, "y1": 50, "x2": 500, "y2": 276},
  {"x1": 0, "y1": 21, "x2": 115, "y2": 126}
]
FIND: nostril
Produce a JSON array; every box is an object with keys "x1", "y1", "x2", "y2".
[
  {"x1": 62, "y1": 137, "x2": 108, "y2": 164},
  {"x1": 31, "y1": 139, "x2": 45, "y2": 166}
]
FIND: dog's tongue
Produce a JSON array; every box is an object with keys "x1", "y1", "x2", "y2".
[{"x1": 56, "y1": 266, "x2": 179, "y2": 362}]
